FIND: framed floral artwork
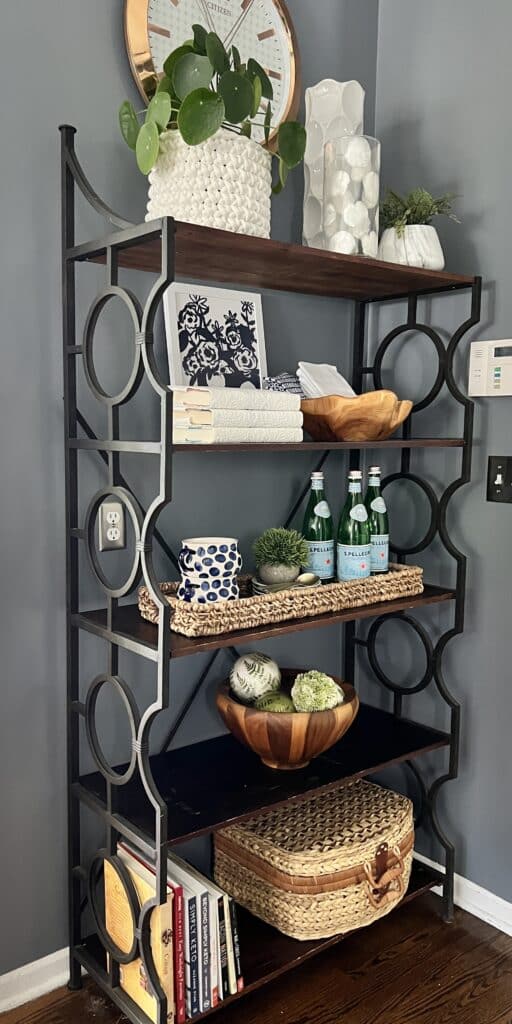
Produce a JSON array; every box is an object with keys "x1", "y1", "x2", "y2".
[{"x1": 163, "y1": 284, "x2": 267, "y2": 389}]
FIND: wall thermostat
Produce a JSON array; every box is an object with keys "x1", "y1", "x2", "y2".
[{"x1": 469, "y1": 339, "x2": 512, "y2": 396}]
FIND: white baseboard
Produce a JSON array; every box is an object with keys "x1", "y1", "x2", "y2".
[
  {"x1": 0, "y1": 946, "x2": 71, "y2": 1013},
  {"x1": 414, "y1": 852, "x2": 512, "y2": 936},
  {"x1": 2, "y1": 861, "x2": 512, "y2": 1013}
]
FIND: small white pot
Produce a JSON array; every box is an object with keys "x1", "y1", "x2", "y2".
[
  {"x1": 146, "y1": 128, "x2": 272, "y2": 238},
  {"x1": 258, "y1": 563, "x2": 301, "y2": 585},
  {"x1": 378, "y1": 225, "x2": 445, "y2": 270}
]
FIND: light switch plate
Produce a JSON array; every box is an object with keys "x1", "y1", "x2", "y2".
[{"x1": 487, "y1": 456, "x2": 512, "y2": 503}]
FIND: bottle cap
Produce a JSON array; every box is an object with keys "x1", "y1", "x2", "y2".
[
  {"x1": 348, "y1": 470, "x2": 362, "y2": 479},
  {"x1": 311, "y1": 472, "x2": 324, "y2": 479},
  {"x1": 368, "y1": 466, "x2": 381, "y2": 475}
]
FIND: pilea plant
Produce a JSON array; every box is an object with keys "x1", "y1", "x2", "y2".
[
  {"x1": 119, "y1": 23, "x2": 306, "y2": 194},
  {"x1": 380, "y1": 188, "x2": 460, "y2": 236}
]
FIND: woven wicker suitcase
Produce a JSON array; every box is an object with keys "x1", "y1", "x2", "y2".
[{"x1": 214, "y1": 780, "x2": 414, "y2": 940}]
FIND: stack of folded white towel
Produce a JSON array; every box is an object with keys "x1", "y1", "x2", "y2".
[
  {"x1": 172, "y1": 387, "x2": 303, "y2": 444},
  {"x1": 297, "y1": 362, "x2": 356, "y2": 399}
]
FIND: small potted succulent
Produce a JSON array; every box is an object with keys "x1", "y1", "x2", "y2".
[
  {"x1": 378, "y1": 188, "x2": 459, "y2": 270},
  {"x1": 119, "y1": 23, "x2": 306, "y2": 239},
  {"x1": 253, "y1": 527, "x2": 309, "y2": 585}
]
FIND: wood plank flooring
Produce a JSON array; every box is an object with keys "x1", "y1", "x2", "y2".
[{"x1": 4, "y1": 896, "x2": 512, "y2": 1024}]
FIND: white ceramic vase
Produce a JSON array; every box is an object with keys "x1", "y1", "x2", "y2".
[
  {"x1": 378, "y1": 225, "x2": 445, "y2": 270},
  {"x1": 146, "y1": 128, "x2": 272, "y2": 238},
  {"x1": 303, "y1": 79, "x2": 365, "y2": 249}
]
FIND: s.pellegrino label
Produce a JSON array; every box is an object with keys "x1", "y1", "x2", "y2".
[
  {"x1": 364, "y1": 468, "x2": 389, "y2": 574},
  {"x1": 337, "y1": 472, "x2": 371, "y2": 581},
  {"x1": 302, "y1": 472, "x2": 335, "y2": 580}
]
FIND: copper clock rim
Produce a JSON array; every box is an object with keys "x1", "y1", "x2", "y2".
[{"x1": 123, "y1": 0, "x2": 301, "y2": 145}]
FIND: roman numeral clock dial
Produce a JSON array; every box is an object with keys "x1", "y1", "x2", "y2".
[{"x1": 124, "y1": 0, "x2": 300, "y2": 143}]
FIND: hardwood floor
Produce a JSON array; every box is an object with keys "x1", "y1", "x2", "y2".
[{"x1": 4, "y1": 896, "x2": 512, "y2": 1024}]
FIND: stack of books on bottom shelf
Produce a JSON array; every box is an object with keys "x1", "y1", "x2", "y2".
[
  {"x1": 105, "y1": 842, "x2": 243, "y2": 1023},
  {"x1": 172, "y1": 386, "x2": 303, "y2": 444}
]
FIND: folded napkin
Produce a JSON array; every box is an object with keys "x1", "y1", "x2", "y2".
[
  {"x1": 297, "y1": 362, "x2": 356, "y2": 399},
  {"x1": 174, "y1": 407, "x2": 303, "y2": 428},
  {"x1": 173, "y1": 425, "x2": 304, "y2": 444},
  {"x1": 263, "y1": 372, "x2": 304, "y2": 396},
  {"x1": 171, "y1": 386, "x2": 301, "y2": 412}
]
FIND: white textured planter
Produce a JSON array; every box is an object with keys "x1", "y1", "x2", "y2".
[
  {"x1": 378, "y1": 225, "x2": 445, "y2": 270},
  {"x1": 146, "y1": 128, "x2": 272, "y2": 238}
]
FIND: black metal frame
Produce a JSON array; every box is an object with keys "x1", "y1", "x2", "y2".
[{"x1": 60, "y1": 124, "x2": 481, "y2": 1021}]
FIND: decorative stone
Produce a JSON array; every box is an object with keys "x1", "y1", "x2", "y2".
[
  {"x1": 363, "y1": 171, "x2": 379, "y2": 208},
  {"x1": 230, "y1": 652, "x2": 281, "y2": 705},
  {"x1": 344, "y1": 136, "x2": 372, "y2": 169},
  {"x1": 343, "y1": 201, "x2": 370, "y2": 238}
]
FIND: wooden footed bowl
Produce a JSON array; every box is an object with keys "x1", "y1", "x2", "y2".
[
  {"x1": 301, "y1": 390, "x2": 413, "y2": 442},
  {"x1": 216, "y1": 669, "x2": 359, "y2": 770}
]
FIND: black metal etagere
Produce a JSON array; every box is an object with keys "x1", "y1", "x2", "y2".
[{"x1": 61, "y1": 125, "x2": 481, "y2": 1024}]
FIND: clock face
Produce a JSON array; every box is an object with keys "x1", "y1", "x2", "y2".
[{"x1": 125, "y1": 0, "x2": 299, "y2": 143}]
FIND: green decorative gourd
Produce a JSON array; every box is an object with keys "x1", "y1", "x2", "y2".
[
  {"x1": 291, "y1": 671, "x2": 344, "y2": 712},
  {"x1": 230, "y1": 651, "x2": 281, "y2": 704},
  {"x1": 254, "y1": 691, "x2": 295, "y2": 713}
]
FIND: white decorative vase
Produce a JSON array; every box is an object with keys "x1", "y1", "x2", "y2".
[
  {"x1": 303, "y1": 79, "x2": 365, "y2": 249},
  {"x1": 378, "y1": 225, "x2": 445, "y2": 270},
  {"x1": 146, "y1": 129, "x2": 272, "y2": 238},
  {"x1": 324, "y1": 135, "x2": 381, "y2": 257}
]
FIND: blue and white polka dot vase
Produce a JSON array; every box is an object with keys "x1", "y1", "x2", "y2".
[{"x1": 178, "y1": 537, "x2": 242, "y2": 604}]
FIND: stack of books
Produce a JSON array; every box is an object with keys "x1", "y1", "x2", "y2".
[
  {"x1": 105, "y1": 842, "x2": 243, "y2": 1023},
  {"x1": 172, "y1": 387, "x2": 303, "y2": 444}
]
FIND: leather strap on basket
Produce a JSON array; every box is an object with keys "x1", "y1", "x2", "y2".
[{"x1": 364, "y1": 842, "x2": 405, "y2": 910}]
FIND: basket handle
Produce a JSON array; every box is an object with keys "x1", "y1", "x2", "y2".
[{"x1": 364, "y1": 842, "x2": 405, "y2": 910}]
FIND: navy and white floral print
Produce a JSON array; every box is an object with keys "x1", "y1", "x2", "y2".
[{"x1": 177, "y1": 294, "x2": 261, "y2": 388}]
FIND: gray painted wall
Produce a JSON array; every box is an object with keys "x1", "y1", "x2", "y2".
[
  {"x1": 375, "y1": 0, "x2": 512, "y2": 901},
  {"x1": 0, "y1": 0, "x2": 378, "y2": 974}
]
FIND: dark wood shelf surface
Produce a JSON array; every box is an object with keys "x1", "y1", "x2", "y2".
[
  {"x1": 74, "y1": 219, "x2": 476, "y2": 301},
  {"x1": 76, "y1": 584, "x2": 455, "y2": 660},
  {"x1": 75, "y1": 862, "x2": 443, "y2": 1024},
  {"x1": 78, "y1": 703, "x2": 449, "y2": 847},
  {"x1": 173, "y1": 437, "x2": 465, "y2": 452}
]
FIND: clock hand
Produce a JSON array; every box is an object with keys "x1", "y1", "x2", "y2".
[
  {"x1": 222, "y1": 0, "x2": 255, "y2": 51},
  {"x1": 197, "y1": 0, "x2": 216, "y2": 35}
]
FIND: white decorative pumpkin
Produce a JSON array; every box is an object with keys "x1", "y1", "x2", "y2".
[{"x1": 230, "y1": 652, "x2": 281, "y2": 704}]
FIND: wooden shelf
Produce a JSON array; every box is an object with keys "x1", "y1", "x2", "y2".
[
  {"x1": 75, "y1": 861, "x2": 443, "y2": 1024},
  {"x1": 77, "y1": 703, "x2": 449, "y2": 847},
  {"x1": 173, "y1": 438, "x2": 465, "y2": 452},
  {"x1": 75, "y1": 584, "x2": 455, "y2": 660},
  {"x1": 72, "y1": 219, "x2": 477, "y2": 301}
]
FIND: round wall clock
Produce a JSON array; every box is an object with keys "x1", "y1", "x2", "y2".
[{"x1": 124, "y1": 0, "x2": 300, "y2": 142}]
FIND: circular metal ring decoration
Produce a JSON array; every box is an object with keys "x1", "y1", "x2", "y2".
[
  {"x1": 366, "y1": 614, "x2": 434, "y2": 695},
  {"x1": 85, "y1": 674, "x2": 140, "y2": 785},
  {"x1": 88, "y1": 851, "x2": 140, "y2": 964},
  {"x1": 83, "y1": 286, "x2": 143, "y2": 406},
  {"x1": 373, "y1": 323, "x2": 446, "y2": 413},
  {"x1": 381, "y1": 472, "x2": 439, "y2": 556},
  {"x1": 85, "y1": 486, "x2": 144, "y2": 598}
]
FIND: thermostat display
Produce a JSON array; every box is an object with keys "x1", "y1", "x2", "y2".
[{"x1": 469, "y1": 339, "x2": 512, "y2": 396}]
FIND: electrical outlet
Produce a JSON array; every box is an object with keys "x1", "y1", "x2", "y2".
[
  {"x1": 487, "y1": 456, "x2": 512, "y2": 503},
  {"x1": 99, "y1": 500, "x2": 126, "y2": 550}
]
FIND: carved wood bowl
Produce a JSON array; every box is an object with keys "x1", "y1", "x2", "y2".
[
  {"x1": 216, "y1": 669, "x2": 359, "y2": 770},
  {"x1": 301, "y1": 391, "x2": 413, "y2": 442}
]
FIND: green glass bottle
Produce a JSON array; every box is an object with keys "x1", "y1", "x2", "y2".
[
  {"x1": 302, "y1": 471, "x2": 335, "y2": 580},
  {"x1": 337, "y1": 470, "x2": 371, "y2": 581},
  {"x1": 364, "y1": 466, "x2": 389, "y2": 574}
]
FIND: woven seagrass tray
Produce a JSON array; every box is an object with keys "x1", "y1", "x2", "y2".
[
  {"x1": 138, "y1": 563, "x2": 423, "y2": 638},
  {"x1": 214, "y1": 780, "x2": 414, "y2": 940}
]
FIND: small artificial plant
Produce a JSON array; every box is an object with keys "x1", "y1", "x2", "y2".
[
  {"x1": 380, "y1": 188, "x2": 460, "y2": 236},
  {"x1": 253, "y1": 527, "x2": 309, "y2": 569},
  {"x1": 119, "y1": 23, "x2": 306, "y2": 193},
  {"x1": 291, "y1": 671, "x2": 344, "y2": 713}
]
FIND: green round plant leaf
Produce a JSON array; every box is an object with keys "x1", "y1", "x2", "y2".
[
  {"x1": 163, "y1": 43, "x2": 194, "y2": 80},
  {"x1": 156, "y1": 74, "x2": 173, "y2": 94},
  {"x1": 177, "y1": 88, "x2": 225, "y2": 145},
  {"x1": 146, "y1": 91, "x2": 172, "y2": 130},
  {"x1": 218, "y1": 70, "x2": 253, "y2": 123},
  {"x1": 192, "y1": 23, "x2": 208, "y2": 54},
  {"x1": 251, "y1": 74, "x2": 262, "y2": 118},
  {"x1": 272, "y1": 156, "x2": 289, "y2": 195},
  {"x1": 206, "y1": 32, "x2": 230, "y2": 74},
  {"x1": 278, "y1": 121, "x2": 307, "y2": 168},
  {"x1": 119, "y1": 101, "x2": 140, "y2": 151},
  {"x1": 247, "y1": 58, "x2": 273, "y2": 100},
  {"x1": 173, "y1": 53, "x2": 213, "y2": 101},
  {"x1": 136, "y1": 120, "x2": 160, "y2": 174}
]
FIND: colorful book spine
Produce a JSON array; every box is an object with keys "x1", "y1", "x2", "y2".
[
  {"x1": 186, "y1": 896, "x2": 200, "y2": 1018},
  {"x1": 229, "y1": 900, "x2": 244, "y2": 993},
  {"x1": 198, "y1": 891, "x2": 211, "y2": 1011},
  {"x1": 217, "y1": 896, "x2": 229, "y2": 999},
  {"x1": 168, "y1": 881, "x2": 185, "y2": 1024}
]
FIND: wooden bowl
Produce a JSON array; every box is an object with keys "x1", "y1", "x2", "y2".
[
  {"x1": 301, "y1": 390, "x2": 413, "y2": 442},
  {"x1": 216, "y1": 669, "x2": 359, "y2": 770}
]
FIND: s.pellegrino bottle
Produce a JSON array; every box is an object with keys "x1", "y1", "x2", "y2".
[
  {"x1": 337, "y1": 470, "x2": 371, "y2": 581},
  {"x1": 365, "y1": 466, "x2": 389, "y2": 574},
  {"x1": 302, "y1": 471, "x2": 335, "y2": 580}
]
